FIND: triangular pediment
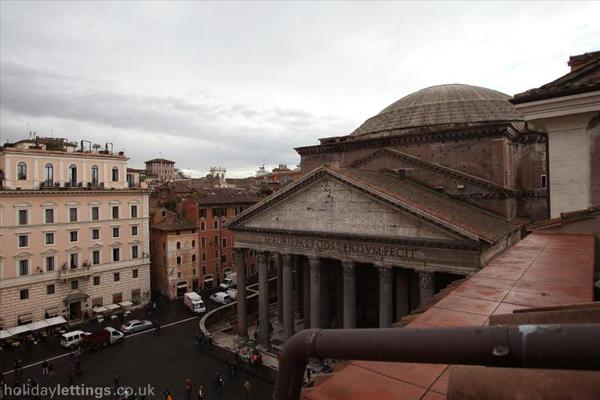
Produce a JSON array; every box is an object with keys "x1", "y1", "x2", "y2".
[{"x1": 238, "y1": 176, "x2": 463, "y2": 242}]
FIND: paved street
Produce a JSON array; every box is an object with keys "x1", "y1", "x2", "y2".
[{"x1": 1, "y1": 298, "x2": 274, "y2": 399}]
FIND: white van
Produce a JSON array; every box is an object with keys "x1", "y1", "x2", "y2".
[
  {"x1": 60, "y1": 330, "x2": 90, "y2": 348},
  {"x1": 210, "y1": 292, "x2": 232, "y2": 305},
  {"x1": 184, "y1": 292, "x2": 206, "y2": 313}
]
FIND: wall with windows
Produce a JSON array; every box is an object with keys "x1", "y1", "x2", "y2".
[{"x1": 0, "y1": 150, "x2": 128, "y2": 190}]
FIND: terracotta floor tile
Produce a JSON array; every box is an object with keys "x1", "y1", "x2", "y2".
[
  {"x1": 491, "y1": 302, "x2": 528, "y2": 315},
  {"x1": 352, "y1": 361, "x2": 447, "y2": 389},
  {"x1": 312, "y1": 364, "x2": 427, "y2": 400},
  {"x1": 430, "y1": 367, "x2": 450, "y2": 395},
  {"x1": 421, "y1": 391, "x2": 447, "y2": 400},
  {"x1": 413, "y1": 307, "x2": 488, "y2": 327},
  {"x1": 448, "y1": 284, "x2": 509, "y2": 303},
  {"x1": 502, "y1": 290, "x2": 571, "y2": 308},
  {"x1": 434, "y1": 294, "x2": 499, "y2": 316},
  {"x1": 468, "y1": 277, "x2": 516, "y2": 290}
]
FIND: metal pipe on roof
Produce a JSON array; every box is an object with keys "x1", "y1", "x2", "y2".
[{"x1": 274, "y1": 325, "x2": 600, "y2": 400}]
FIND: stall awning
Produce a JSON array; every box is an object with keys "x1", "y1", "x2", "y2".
[
  {"x1": 26, "y1": 321, "x2": 50, "y2": 331},
  {"x1": 118, "y1": 301, "x2": 133, "y2": 308},
  {"x1": 93, "y1": 306, "x2": 108, "y2": 313},
  {"x1": 7, "y1": 325, "x2": 31, "y2": 335},
  {"x1": 44, "y1": 316, "x2": 67, "y2": 327},
  {"x1": 64, "y1": 292, "x2": 89, "y2": 303},
  {"x1": 0, "y1": 330, "x2": 11, "y2": 339},
  {"x1": 105, "y1": 304, "x2": 121, "y2": 311}
]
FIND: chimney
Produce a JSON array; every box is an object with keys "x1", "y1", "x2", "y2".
[{"x1": 567, "y1": 51, "x2": 600, "y2": 72}]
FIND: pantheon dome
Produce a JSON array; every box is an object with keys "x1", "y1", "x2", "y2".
[{"x1": 351, "y1": 84, "x2": 523, "y2": 136}]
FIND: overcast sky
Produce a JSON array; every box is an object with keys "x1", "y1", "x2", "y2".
[{"x1": 1, "y1": 1, "x2": 599, "y2": 177}]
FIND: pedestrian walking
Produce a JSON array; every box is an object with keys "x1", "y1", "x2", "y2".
[
  {"x1": 197, "y1": 385, "x2": 205, "y2": 400},
  {"x1": 185, "y1": 378, "x2": 193, "y2": 399},
  {"x1": 243, "y1": 380, "x2": 251, "y2": 400},
  {"x1": 164, "y1": 389, "x2": 173, "y2": 400},
  {"x1": 42, "y1": 360, "x2": 49, "y2": 376}
]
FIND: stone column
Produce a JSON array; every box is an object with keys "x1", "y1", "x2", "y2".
[
  {"x1": 233, "y1": 247, "x2": 247, "y2": 338},
  {"x1": 342, "y1": 261, "x2": 356, "y2": 329},
  {"x1": 378, "y1": 266, "x2": 393, "y2": 328},
  {"x1": 273, "y1": 253, "x2": 283, "y2": 323},
  {"x1": 419, "y1": 271, "x2": 434, "y2": 306},
  {"x1": 308, "y1": 256, "x2": 321, "y2": 329},
  {"x1": 296, "y1": 256, "x2": 304, "y2": 318},
  {"x1": 257, "y1": 251, "x2": 270, "y2": 349},
  {"x1": 303, "y1": 258, "x2": 311, "y2": 329},
  {"x1": 282, "y1": 254, "x2": 295, "y2": 340}
]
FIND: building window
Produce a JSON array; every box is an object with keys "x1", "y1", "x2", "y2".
[
  {"x1": 114, "y1": 272, "x2": 120, "y2": 282},
  {"x1": 132, "y1": 269, "x2": 138, "y2": 278},
  {"x1": 202, "y1": 266, "x2": 206, "y2": 275},
  {"x1": 177, "y1": 272, "x2": 182, "y2": 278},
  {"x1": 17, "y1": 162, "x2": 27, "y2": 180},
  {"x1": 214, "y1": 236, "x2": 218, "y2": 245},
  {"x1": 131, "y1": 225, "x2": 138, "y2": 236},
  {"x1": 70, "y1": 253, "x2": 78, "y2": 269},
  {"x1": 18, "y1": 235, "x2": 28, "y2": 248},
  {"x1": 47, "y1": 284, "x2": 55, "y2": 295},
  {"x1": 91, "y1": 165, "x2": 99, "y2": 186},
  {"x1": 112, "y1": 227, "x2": 120, "y2": 238},
  {"x1": 93, "y1": 276, "x2": 100, "y2": 286},
  {"x1": 68, "y1": 164, "x2": 77, "y2": 186},
  {"x1": 113, "y1": 248, "x2": 120, "y2": 262},
  {"x1": 192, "y1": 254, "x2": 196, "y2": 262},
  {"x1": 222, "y1": 238, "x2": 227, "y2": 248},
  {"x1": 193, "y1": 268, "x2": 196, "y2": 275},
  {"x1": 92, "y1": 250, "x2": 100, "y2": 265},
  {"x1": 541, "y1": 174, "x2": 547, "y2": 189},
  {"x1": 131, "y1": 289, "x2": 141, "y2": 305},
  {"x1": 18, "y1": 209, "x2": 28, "y2": 225},
  {"x1": 131, "y1": 205, "x2": 138, "y2": 218},
  {"x1": 192, "y1": 240, "x2": 196, "y2": 248},
  {"x1": 92, "y1": 206, "x2": 99, "y2": 221},
  {"x1": 92, "y1": 229, "x2": 100, "y2": 240},
  {"x1": 177, "y1": 256, "x2": 182, "y2": 265},
  {"x1": 202, "y1": 252, "x2": 206, "y2": 261},
  {"x1": 112, "y1": 293, "x2": 123, "y2": 303},
  {"x1": 201, "y1": 237, "x2": 206, "y2": 248},
  {"x1": 45, "y1": 232, "x2": 54, "y2": 245},
  {"x1": 45, "y1": 208, "x2": 54, "y2": 224},
  {"x1": 221, "y1": 254, "x2": 227, "y2": 263},
  {"x1": 19, "y1": 259, "x2": 29, "y2": 276},
  {"x1": 46, "y1": 256, "x2": 55, "y2": 271},
  {"x1": 200, "y1": 221, "x2": 205, "y2": 231},
  {"x1": 69, "y1": 208, "x2": 78, "y2": 222},
  {"x1": 213, "y1": 220, "x2": 218, "y2": 230},
  {"x1": 71, "y1": 280, "x2": 79, "y2": 290},
  {"x1": 132, "y1": 245, "x2": 139, "y2": 259},
  {"x1": 92, "y1": 297, "x2": 102, "y2": 307},
  {"x1": 112, "y1": 206, "x2": 119, "y2": 219},
  {"x1": 44, "y1": 163, "x2": 54, "y2": 185},
  {"x1": 176, "y1": 241, "x2": 181, "y2": 249},
  {"x1": 199, "y1": 208, "x2": 207, "y2": 218},
  {"x1": 20, "y1": 289, "x2": 29, "y2": 300},
  {"x1": 112, "y1": 167, "x2": 119, "y2": 182},
  {"x1": 69, "y1": 231, "x2": 78, "y2": 242}
]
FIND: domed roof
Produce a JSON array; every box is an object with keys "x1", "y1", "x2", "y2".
[{"x1": 351, "y1": 84, "x2": 522, "y2": 136}]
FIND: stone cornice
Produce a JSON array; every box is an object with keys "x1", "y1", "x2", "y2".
[{"x1": 0, "y1": 189, "x2": 149, "y2": 197}]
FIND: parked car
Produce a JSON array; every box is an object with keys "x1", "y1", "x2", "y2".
[
  {"x1": 226, "y1": 288, "x2": 237, "y2": 300},
  {"x1": 60, "y1": 330, "x2": 91, "y2": 348},
  {"x1": 209, "y1": 292, "x2": 232, "y2": 305},
  {"x1": 120, "y1": 319, "x2": 154, "y2": 334},
  {"x1": 83, "y1": 327, "x2": 124, "y2": 350},
  {"x1": 219, "y1": 272, "x2": 237, "y2": 290}
]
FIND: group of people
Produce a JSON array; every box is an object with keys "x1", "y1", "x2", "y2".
[{"x1": 161, "y1": 373, "x2": 251, "y2": 400}]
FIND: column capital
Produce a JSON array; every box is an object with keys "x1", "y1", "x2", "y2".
[
  {"x1": 282, "y1": 253, "x2": 294, "y2": 268},
  {"x1": 307, "y1": 256, "x2": 321, "y2": 272},
  {"x1": 419, "y1": 270, "x2": 434, "y2": 290},
  {"x1": 378, "y1": 266, "x2": 393, "y2": 284},
  {"x1": 341, "y1": 260, "x2": 355, "y2": 274},
  {"x1": 233, "y1": 247, "x2": 246, "y2": 259},
  {"x1": 256, "y1": 250, "x2": 269, "y2": 264}
]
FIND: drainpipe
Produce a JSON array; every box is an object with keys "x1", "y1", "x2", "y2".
[{"x1": 274, "y1": 325, "x2": 600, "y2": 400}]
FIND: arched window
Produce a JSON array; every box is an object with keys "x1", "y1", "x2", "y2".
[
  {"x1": 91, "y1": 165, "x2": 99, "y2": 186},
  {"x1": 44, "y1": 163, "x2": 53, "y2": 185},
  {"x1": 176, "y1": 256, "x2": 182, "y2": 265},
  {"x1": 112, "y1": 166, "x2": 119, "y2": 182},
  {"x1": 176, "y1": 241, "x2": 181, "y2": 249},
  {"x1": 17, "y1": 162, "x2": 27, "y2": 180},
  {"x1": 68, "y1": 164, "x2": 77, "y2": 186}
]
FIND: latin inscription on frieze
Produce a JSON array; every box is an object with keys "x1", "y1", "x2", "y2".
[{"x1": 264, "y1": 236, "x2": 418, "y2": 259}]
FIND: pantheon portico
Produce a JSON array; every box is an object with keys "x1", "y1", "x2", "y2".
[{"x1": 227, "y1": 84, "x2": 546, "y2": 346}]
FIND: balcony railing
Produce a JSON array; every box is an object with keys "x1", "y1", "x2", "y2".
[{"x1": 58, "y1": 264, "x2": 92, "y2": 280}]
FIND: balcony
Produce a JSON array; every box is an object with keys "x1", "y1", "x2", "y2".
[{"x1": 58, "y1": 264, "x2": 92, "y2": 280}]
